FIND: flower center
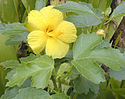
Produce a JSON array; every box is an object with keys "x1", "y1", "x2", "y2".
[
  {"x1": 46, "y1": 27, "x2": 54, "y2": 37},
  {"x1": 46, "y1": 27, "x2": 62, "y2": 38}
]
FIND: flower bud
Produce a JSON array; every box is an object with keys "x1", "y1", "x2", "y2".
[{"x1": 96, "y1": 29, "x2": 105, "y2": 36}]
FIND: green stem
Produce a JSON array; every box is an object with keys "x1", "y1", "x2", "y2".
[
  {"x1": 120, "y1": 80, "x2": 125, "y2": 88},
  {"x1": 114, "y1": 31, "x2": 122, "y2": 48},
  {"x1": 51, "y1": 68, "x2": 58, "y2": 90},
  {"x1": 62, "y1": 66, "x2": 74, "y2": 81},
  {"x1": 58, "y1": 77, "x2": 62, "y2": 92},
  {"x1": 51, "y1": 75, "x2": 58, "y2": 90},
  {"x1": 48, "y1": 86, "x2": 59, "y2": 94}
]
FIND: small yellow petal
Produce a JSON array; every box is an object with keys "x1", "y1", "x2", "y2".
[
  {"x1": 40, "y1": 6, "x2": 63, "y2": 31},
  {"x1": 26, "y1": 10, "x2": 46, "y2": 32},
  {"x1": 28, "y1": 30, "x2": 47, "y2": 54},
  {"x1": 46, "y1": 38, "x2": 69, "y2": 59},
  {"x1": 54, "y1": 21, "x2": 77, "y2": 43}
]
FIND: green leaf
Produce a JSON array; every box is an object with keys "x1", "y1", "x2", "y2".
[
  {"x1": 109, "y1": 68, "x2": 125, "y2": 81},
  {"x1": 73, "y1": 33, "x2": 102, "y2": 59},
  {"x1": 76, "y1": 91, "x2": 96, "y2": 99},
  {"x1": 89, "y1": 48, "x2": 125, "y2": 70},
  {"x1": 51, "y1": 93, "x2": 69, "y2": 99},
  {"x1": 69, "y1": 68, "x2": 80, "y2": 80},
  {"x1": 0, "y1": 0, "x2": 19, "y2": 23},
  {"x1": 0, "y1": 33, "x2": 17, "y2": 62},
  {"x1": 72, "y1": 33, "x2": 105, "y2": 84},
  {"x1": 72, "y1": 59, "x2": 105, "y2": 84},
  {"x1": 92, "y1": 0, "x2": 112, "y2": 11},
  {"x1": 6, "y1": 55, "x2": 54, "y2": 89},
  {"x1": 35, "y1": 0, "x2": 47, "y2": 10},
  {"x1": 55, "y1": 1, "x2": 102, "y2": 27},
  {"x1": 96, "y1": 89, "x2": 115, "y2": 99},
  {"x1": 73, "y1": 76, "x2": 99, "y2": 94},
  {"x1": 72, "y1": 33, "x2": 125, "y2": 84},
  {"x1": 55, "y1": 1, "x2": 94, "y2": 14},
  {"x1": 0, "y1": 87, "x2": 19, "y2": 99},
  {"x1": 112, "y1": 1, "x2": 125, "y2": 18},
  {"x1": 78, "y1": 1, "x2": 104, "y2": 18},
  {"x1": 65, "y1": 14, "x2": 101, "y2": 27},
  {"x1": 2, "y1": 60, "x2": 19, "y2": 68},
  {"x1": 0, "y1": 22, "x2": 28, "y2": 45},
  {"x1": 110, "y1": 78, "x2": 121, "y2": 88},
  {"x1": 112, "y1": 88, "x2": 125, "y2": 98},
  {"x1": 0, "y1": 67, "x2": 9, "y2": 96},
  {"x1": 21, "y1": 0, "x2": 36, "y2": 13},
  {"x1": 13, "y1": 87, "x2": 50, "y2": 99},
  {"x1": 57, "y1": 63, "x2": 71, "y2": 78}
]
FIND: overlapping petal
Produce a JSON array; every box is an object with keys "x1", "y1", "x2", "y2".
[
  {"x1": 26, "y1": 10, "x2": 46, "y2": 32},
  {"x1": 40, "y1": 6, "x2": 63, "y2": 31},
  {"x1": 28, "y1": 30, "x2": 47, "y2": 54},
  {"x1": 46, "y1": 37, "x2": 69, "y2": 58},
  {"x1": 54, "y1": 21, "x2": 77, "y2": 43}
]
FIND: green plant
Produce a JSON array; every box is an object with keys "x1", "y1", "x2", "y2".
[{"x1": 0, "y1": 0, "x2": 125, "y2": 99}]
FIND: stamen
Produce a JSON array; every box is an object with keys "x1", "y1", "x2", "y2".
[{"x1": 54, "y1": 32, "x2": 63, "y2": 37}]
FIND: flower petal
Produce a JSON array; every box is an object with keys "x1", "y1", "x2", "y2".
[
  {"x1": 26, "y1": 10, "x2": 46, "y2": 32},
  {"x1": 40, "y1": 6, "x2": 63, "y2": 31},
  {"x1": 54, "y1": 21, "x2": 77, "y2": 43},
  {"x1": 28, "y1": 30, "x2": 47, "y2": 54},
  {"x1": 46, "y1": 37, "x2": 69, "y2": 59}
]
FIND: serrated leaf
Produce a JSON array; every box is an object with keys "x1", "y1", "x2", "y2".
[
  {"x1": 35, "y1": 0, "x2": 47, "y2": 10},
  {"x1": 0, "y1": 22, "x2": 28, "y2": 45},
  {"x1": 72, "y1": 33, "x2": 125, "y2": 84},
  {"x1": 112, "y1": 1, "x2": 125, "y2": 18},
  {"x1": 51, "y1": 93, "x2": 69, "y2": 99},
  {"x1": 65, "y1": 14, "x2": 101, "y2": 27},
  {"x1": 73, "y1": 76, "x2": 99, "y2": 94},
  {"x1": 7, "y1": 55, "x2": 54, "y2": 89},
  {"x1": 13, "y1": 87, "x2": 50, "y2": 99},
  {"x1": 109, "y1": 68, "x2": 125, "y2": 81},
  {"x1": 2, "y1": 60, "x2": 19, "y2": 68},
  {"x1": 20, "y1": 54, "x2": 40, "y2": 62},
  {"x1": 72, "y1": 33, "x2": 105, "y2": 84}
]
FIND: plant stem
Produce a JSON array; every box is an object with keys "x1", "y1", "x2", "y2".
[
  {"x1": 58, "y1": 77, "x2": 62, "y2": 92},
  {"x1": 51, "y1": 68, "x2": 58, "y2": 91},
  {"x1": 51, "y1": 75, "x2": 58, "y2": 90},
  {"x1": 114, "y1": 31, "x2": 122, "y2": 48},
  {"x1": 120, "y1": 80, "x2": 125, "y2": 88},
  {"x1": 62, "y1": 66, "x2": 74, "y2": 81},
  {"x1": 48, "y1": 86, "x2": 58, "y2": 94}
]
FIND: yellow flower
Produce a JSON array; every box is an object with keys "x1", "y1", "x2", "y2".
[{"x1": 26, "y1": 6, "x2": 77, "y2": 59}]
